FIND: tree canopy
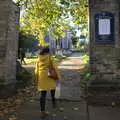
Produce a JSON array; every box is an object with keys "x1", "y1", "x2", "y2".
[
  {"x1": 18, "y1": 31, "x2": 39, "y2": 52},
  {"x1": 16, "y1": 0, "x2": 88, "y2": 46}
]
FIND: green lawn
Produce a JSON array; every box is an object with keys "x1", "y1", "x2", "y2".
[
  {"x1": 24, "y1": 55, "x2": 68, "y2": 64},
  {"x1": 25, "y1": 56, "x2": 38, "y2": 64}
]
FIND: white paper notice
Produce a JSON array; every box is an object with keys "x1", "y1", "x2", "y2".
[{"x1": 98, "y1": 19, "x2": 110, "y2": 35}]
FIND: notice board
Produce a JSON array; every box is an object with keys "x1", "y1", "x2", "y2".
[{"x1": 95, "y1": 12, "x2": 114, "y2": 43}]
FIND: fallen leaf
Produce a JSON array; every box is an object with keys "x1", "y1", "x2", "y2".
[
  {"x1": 59, "y1": 108, "x2": 64, "y2": 112},
  {"x1": 73, "y1": 107, "x2": 79, "y2": 111},
  {"x1": 63, "y1": 116, "x2": 67, "y2": 120}
]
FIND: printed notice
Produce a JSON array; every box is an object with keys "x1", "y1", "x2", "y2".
[{"x1": 98, "y1": 19, "x2": 110, "y2": 35}]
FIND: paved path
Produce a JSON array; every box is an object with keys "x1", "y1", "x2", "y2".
[
  {"x1": 17, "y1": 101, "x2": 87, "y2": 120},
  {"x1": 58, "y1": 52, "x2": 84, "y2": 100},
  {"x1": 15, "y1": 52, "x2": 87, "y2": 120},
  {"x1": 24, "y1": 52, "x2": 85, "y2": 101},
  {"x1": 15, "y1": 52, "x2": 120, "y2": 120}
]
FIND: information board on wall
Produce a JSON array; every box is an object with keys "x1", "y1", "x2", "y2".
[
  {"x1": 95, "y1": 12, "x2": 114, "y2": 43},
  {"x1": 98, "y1": 19, "x2": 110, "y2": 35}
]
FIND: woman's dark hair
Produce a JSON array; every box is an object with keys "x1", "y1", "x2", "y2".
[{"x1": 39, "y1": 47, "x2": 50, "y2": 55}]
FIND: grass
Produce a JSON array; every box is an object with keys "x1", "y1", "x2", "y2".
[
  {"x1": 24, "y1": 55, "x2": 68, "y2": 64},
  {"x1": 25, "y1": 57, "x2": 38, "y2": 64},
  {"x1": 52, "y1": 55, "x2": 67, "y2": 62}
]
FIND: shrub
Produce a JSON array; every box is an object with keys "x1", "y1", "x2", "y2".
[
  {"x1": 16, "y1": 60, "x2": 32, "y2": 88},
  {"x1": 84, "y1": 71, "x2": 91, "y2": 82},
  {"x1": 82, "y1": 54, "x2": 89, "y2": 64}
]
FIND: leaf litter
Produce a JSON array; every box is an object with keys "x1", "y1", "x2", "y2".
[{"x1": 0, "y1": 86, "x2": 36, "y2": 120}]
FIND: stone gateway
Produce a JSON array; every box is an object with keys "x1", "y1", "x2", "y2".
[
  {"x1": 89, "y1": 0, "x2": 120, "y2": 87},
  {"x1": 0, "y1": 0, "x2": 19, "y2": 97}
]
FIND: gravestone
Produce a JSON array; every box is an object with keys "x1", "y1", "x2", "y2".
[
  {"x1": 0, "y1": 0, "x2": 19, "y2": 97},
  {"x1": 89, "y1": 0, "x2": 120, "y2": 88}
]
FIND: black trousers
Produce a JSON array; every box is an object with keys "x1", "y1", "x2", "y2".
[{"x1": 40, "y1": 89, "x2": 55, "y2": 111}]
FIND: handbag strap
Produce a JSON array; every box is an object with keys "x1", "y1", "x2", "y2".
[{"x1": 48, "y1": 54, "x2": 52, "y2": 67}]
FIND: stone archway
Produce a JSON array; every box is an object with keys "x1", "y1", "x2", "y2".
[{"x1": 0, "y1": 0, "x2": 120, "y2": 97}]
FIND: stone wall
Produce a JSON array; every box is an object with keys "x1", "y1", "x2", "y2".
[
  {"x1": 89, "y1": 0, "x2": 120, "y2": 87},
  {"x1": 0, "y1": 0, "x2": 19, "y2": 97}
]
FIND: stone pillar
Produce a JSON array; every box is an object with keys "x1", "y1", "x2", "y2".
[
  {"x1": 89, "y1": 0, "x2": 120, "y2": 88},
  {"x1": 0, "y1": 0, "x2": 19, "y2": 97}
]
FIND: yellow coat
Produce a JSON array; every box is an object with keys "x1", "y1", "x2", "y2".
[{"x1": 35, "y1": 54, "x2": 60, "y2": 91}]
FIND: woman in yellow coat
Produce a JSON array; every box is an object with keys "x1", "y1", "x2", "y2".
[{"x1": 35, "y1": 47, "x2": 60, "y2": 117}]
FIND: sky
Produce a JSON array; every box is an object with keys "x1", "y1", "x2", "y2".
[{"x1": 12, "y1": 0, "x2": 16, "y2": 3}]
